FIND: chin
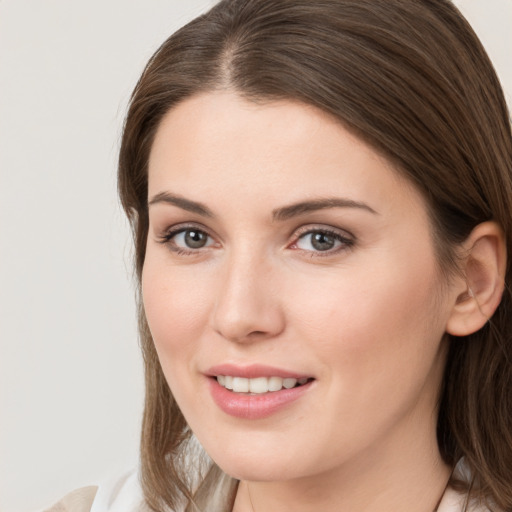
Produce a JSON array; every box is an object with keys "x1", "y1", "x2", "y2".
[
  {"x1": 203, "y1": 442, "x2": 311, "y2": 483},
  {"x1": 218, "y1": 460, "x2": 297, "y2": 483}
]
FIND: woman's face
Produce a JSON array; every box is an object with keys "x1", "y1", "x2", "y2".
[{"x1": 143, "y1": 92, "x2": 456, "y2": 482}]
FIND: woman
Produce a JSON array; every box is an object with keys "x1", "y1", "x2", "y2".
[{"x1": 47, "y1": 0, "x2": 512, "y2": 511}]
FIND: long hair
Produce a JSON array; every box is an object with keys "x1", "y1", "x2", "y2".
[{"x1": 118, "y1": 1, "x2": 512, "y2": 510}]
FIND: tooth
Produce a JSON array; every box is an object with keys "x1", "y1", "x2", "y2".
[
  {"x1": 283, "y1": 378, "x2": 297, "y2": 389},
  {"x1": 268, "y1": 376, "x2": 283, "y2": 392},
  {"x1": 249, "y1": 377, "x2": 268, "y2": 394},
  {"x1": 232, "y1": 377, "x2": 249, "y2": 393},
  {"x1": 218, "y1": 375, "x2": 306, "y2": 392}
]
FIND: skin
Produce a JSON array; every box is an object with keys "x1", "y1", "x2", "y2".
[{"x1": 142, "y1": 92, "x2": 458, "y2": 511}]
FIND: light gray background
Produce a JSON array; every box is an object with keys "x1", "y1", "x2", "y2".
[{"x1": 0, "y1": 1, "x2": 510, "y2": 511}]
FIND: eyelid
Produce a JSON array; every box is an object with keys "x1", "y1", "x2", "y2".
[
  {"x1": 292, "y1": 223, "x2": 354, "y2": 238},
  {"x1": 292, "y1": 224, "x2": 356, "y2": 241}
]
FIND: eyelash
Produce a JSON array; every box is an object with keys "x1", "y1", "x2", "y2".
[{"x1": 157, "y1": 224, "x2": 355, "y2": 257}]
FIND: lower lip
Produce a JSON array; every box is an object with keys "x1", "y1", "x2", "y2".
[{"x1": 208, "y1": 378, "x2": 313, "y2": 420}]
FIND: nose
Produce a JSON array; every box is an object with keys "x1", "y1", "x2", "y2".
[{"x1": 211, "y1": 249, "x2": 285, "y2": 343}]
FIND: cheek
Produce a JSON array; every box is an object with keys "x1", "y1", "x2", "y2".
[
  {"x1": 285, "y1": 248, "x2": 447, "y2": 391},
  {"x1": 277, "y1": 258, "x2": 448, "y2": 462},
  {"x1": 291, "y1": 261, "x2": 440, "y2": 341},
  {"x1": 141, "y1": 255, "x2": 213, "y2": 372}
]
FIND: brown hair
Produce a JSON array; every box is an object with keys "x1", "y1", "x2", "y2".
[{"x1": 118, "y1": 1, "x2": 512, "y2": 510}]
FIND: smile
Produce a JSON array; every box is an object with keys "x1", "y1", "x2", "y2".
[{"x1": 216, "y1": 375, "x2": 311, "y2": 394}]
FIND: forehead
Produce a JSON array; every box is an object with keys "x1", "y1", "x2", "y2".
[{"x1": 147, "y1": 91, "x2": 426, "y2": 221}]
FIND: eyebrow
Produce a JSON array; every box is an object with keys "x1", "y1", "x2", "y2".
[
  {"x1": 148, "y1": 192, "x2": 377, "y2": 220},
  {"x1": 148, "y1": 192, "x2": 213, "y2": 217},
  {"x1": 272, "y1": 198, "x2": 378, "y2": 221}
]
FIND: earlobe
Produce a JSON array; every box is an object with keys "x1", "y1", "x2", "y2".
[{"x1": 446, "y1": 221, "x2": 507, "y2": 337}]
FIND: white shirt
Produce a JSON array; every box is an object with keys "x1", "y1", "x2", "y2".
[{"x1": 88, "y1": 469, "x2": 490, "y2": 512}]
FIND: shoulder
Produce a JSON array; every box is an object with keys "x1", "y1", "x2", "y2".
[
  {"x1": 42, "y1": 469, "x2": 148, "y2": 512},
  {"x1": 437, "y1": 486, "x2": 495, "y2": 512},
  {"x1": 42, "y1": 486, "x2": 98, "y2": 512},
  {"x1": 90, "y1": 469, "x2": 146, "y2": 512},
  {"x1": 436, "y1": 460, "x2": 504, "y2": 512}
]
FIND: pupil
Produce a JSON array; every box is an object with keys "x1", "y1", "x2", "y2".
[
  {"x1": 185, "y1": 230, "x2": 207, "y2": 248},
  {"x1": 311, "y1": 232, "x2": 335, "y2": 251}
]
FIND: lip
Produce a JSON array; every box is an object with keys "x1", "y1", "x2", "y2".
[
  {"x1": 206, "y1": 363, "x2": 311, "y2": 380},
  {"x1": 205, "y1": 364, "x2": 315, "y2": 420}
]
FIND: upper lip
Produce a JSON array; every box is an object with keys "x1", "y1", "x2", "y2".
[{"x1": 206, "y1": 363, "x2": 313, "y2": 380}]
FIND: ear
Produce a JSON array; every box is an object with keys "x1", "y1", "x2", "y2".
[{"x1": 446, "y1": 221, "x2": 507, "y2": 337}]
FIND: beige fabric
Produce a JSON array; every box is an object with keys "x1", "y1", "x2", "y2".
[
  {"x1": 40, "y1": 477, "x2": 491, "y2": 512},
  {"x1": 43, "y1": 486, "x2": 98, "y2": 512}
]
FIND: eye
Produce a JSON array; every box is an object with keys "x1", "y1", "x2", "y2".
[
  {"x1": 174, "y1": 229, "x2": 212, "y2": 249},
  {"x1": 293, "y1": 228, "x2": 354, "y2": 253},
  {"x1": 159, "y1": 227, "x2": 216, "y2": 253}
]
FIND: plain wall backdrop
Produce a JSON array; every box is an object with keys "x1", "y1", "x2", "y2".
[{"x1": 0, "y1": 1, "x2": 510, "y2": 511}]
